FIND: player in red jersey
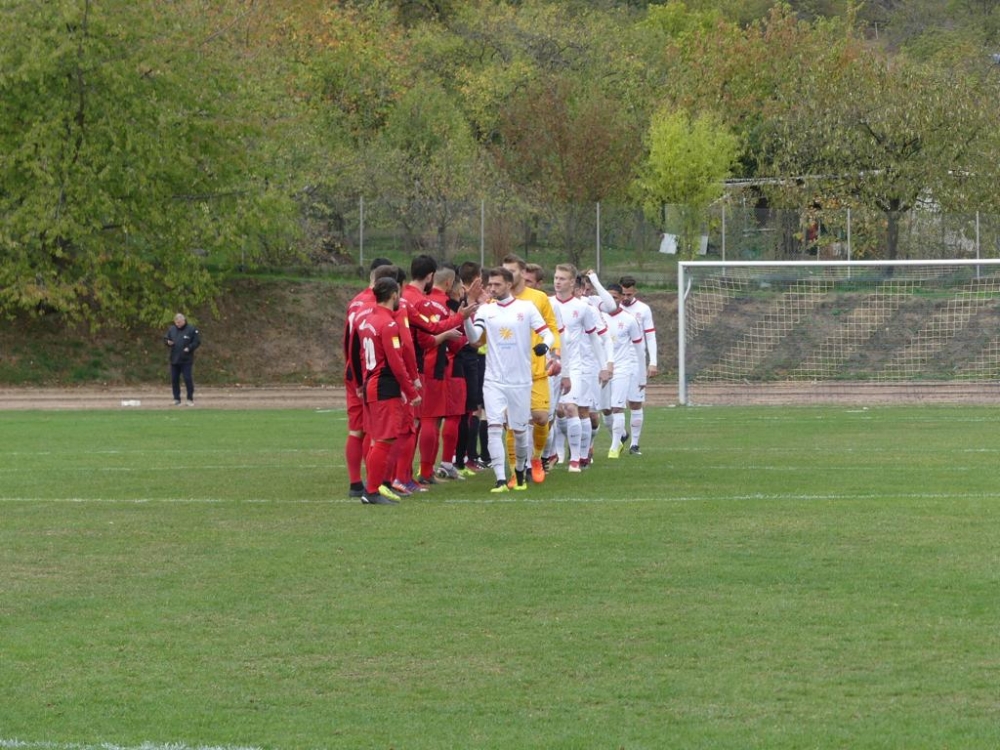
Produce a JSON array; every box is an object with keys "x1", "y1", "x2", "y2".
[
  {"x1": 400, "y1": 254, "x2": 479, "y2": 486},
  {"x1": 351, "y1": 277, "x2": 421, "y2": 505},
  {"x1": 342, "y1": 259, "x2": 397, "y2": 498}
]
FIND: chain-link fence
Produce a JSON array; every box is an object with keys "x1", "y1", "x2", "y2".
[{"x1": 315, "y1": 197, "x2": 1000, "y2": 288}]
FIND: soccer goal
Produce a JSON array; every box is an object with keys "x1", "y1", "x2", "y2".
[{"x1": 678, "y1": 259, "x2": 1000, "y2": 405}]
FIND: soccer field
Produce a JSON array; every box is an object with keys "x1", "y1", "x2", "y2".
[{"x1": 3, "y1": 405, "x2": 1000, "y2": 749}]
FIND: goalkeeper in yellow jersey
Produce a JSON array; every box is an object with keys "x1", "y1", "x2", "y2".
[{"x1": 501, "y1": 254, "x2": 568, "y2": 484}]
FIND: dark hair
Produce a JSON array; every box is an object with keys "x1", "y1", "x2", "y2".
[
  {"x1": 458, "y1": 260, "x2": 481, "y2": 286},
  {"x1": 524, "y1": 262, "x2": 545, "y2": 283},
  {"x1": 607, "y1": 283, "x2": 624, "y2": 294},
  {"x1": 410, "y1": 254, "x2": 438, "y2": 281},
  {"x1": 501, "y1": 253, "x2": 526, "y2": 270},
  {"x1": 373, "y1": 277, "x2": 400, "y2": 303},
  {"x1": 372, "y1": 265, "x2": 399, "y2": 283},
  {"x1": 370, "y1": 257, "x2": 393, "y2": 272},
  {"x1": 618, "y1": 275, "x2": 637, "y2": 288},
  {"x1": 488, "y1": 266, "x2": 514, "y2": 284}
]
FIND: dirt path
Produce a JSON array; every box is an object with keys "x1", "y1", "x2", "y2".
[
  {"x1": 5, "y1": 382, "x2": 997, "y2": 410},
  {"x1": 0, "y1": 384, "x2": 680, "y2": 411}
]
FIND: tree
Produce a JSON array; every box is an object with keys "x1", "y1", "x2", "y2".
[
  {"x1": 0, "y1": 0, "x2": 292, "y2": 327},
  {"x1": 495, "y1": 76, "x2": 642, "y2": 264},
  {"x1": 633, "y1": 108, "x2": 740, "y2": 256},
  {"x1": 367, "y1": 80, "x2": 484, "y2": 255},
  {"x1": 760, "y1": 43, "x2": 1000, "y2": 258}
]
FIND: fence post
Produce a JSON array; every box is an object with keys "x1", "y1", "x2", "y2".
[
  {"x1": 847, "y1": 208, "x2": 851, "y2": 261},
  {"x1": 359, "y1": 196, "x2": 365, "y2": 270},
  {"x1": 596, "y1": 202, "x2": 602, "y2": 275},
  {"x1": 976, "y1": 211, "x2": 981, "y2": 279},
  {"x1": 721, "y1": 202, "x2": 726, "y2": 263},
  {"x1": 480, "y1": 199, "x2": 486, "y2": 267}
]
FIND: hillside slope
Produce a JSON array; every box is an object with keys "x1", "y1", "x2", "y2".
[{"x1": 0, "y1": 278, "x2": 678, "y2": 387}]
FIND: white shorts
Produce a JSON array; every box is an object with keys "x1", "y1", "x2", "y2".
[
  {"x1": 484, "y1": 380, "x2": 532, "y2": 432},
  {"x1": 628, "y1": 369, "x2": 646, "y2": 404},
  {"x1": 548, "y1": 375, "x2": 561, "y2": 418},
  {"x1": 561, "y1": 368, "x2": 599, "y2": 410},
  {"x1": 603, "y1": 370, "x2": 634, "y2": 411},
  {"x1": 579, "y1": 369, "x2": 601, "y2": 410}
]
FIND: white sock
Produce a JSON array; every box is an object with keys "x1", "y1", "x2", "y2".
[
  {"x1": 568, "y1": 416, "x2": 584, "y2": 462},
  {"x1": 514, "y1": 429, "x2": 530, "y2": 471},
  {"x1": 612, "y1": 412, "x2": 625, "y2": 447},
  {"x1": 630, "y1": 407, "x2": 644, "y2": 447},
  {"x1": 488, "y1": 425, "x2": 506, "y2": 481}
]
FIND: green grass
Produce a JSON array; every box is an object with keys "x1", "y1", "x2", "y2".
[{"x1": 4, "y1": 406, "x2": 1000, "y2": 749}]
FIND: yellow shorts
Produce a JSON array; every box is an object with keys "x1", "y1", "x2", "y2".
[{"x1": 531, "y1": 377, "x2": 550, "y2": 414}]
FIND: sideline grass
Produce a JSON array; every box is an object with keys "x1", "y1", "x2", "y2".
[{"x1": 3, "y1": 406, "x2": 1000, "y2": 748}]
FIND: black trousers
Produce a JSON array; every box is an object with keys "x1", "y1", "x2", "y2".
[{"x1": 170, "y1": 361, "x2": 194, "y2": 401}]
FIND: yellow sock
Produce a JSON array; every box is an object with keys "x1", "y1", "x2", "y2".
[
  {"x1": 533, "y1": 422, "x2": 549, "y2": 459},
  {"x1": 506, "y1": 428, "x2": 516, "y2": 468}
]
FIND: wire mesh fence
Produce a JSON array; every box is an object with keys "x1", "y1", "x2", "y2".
[{"x1": 299, "y1": 197, "x2": 1000, "y2": 288}]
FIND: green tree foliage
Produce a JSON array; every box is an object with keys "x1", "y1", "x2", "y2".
[
  {"x1": 0, "y1": 0, "x2": 291, "y2": 327},
  {"x1": 368, "y1": 79, "x2": 484, "y2": 253},
  {"x1": 6, "y1": 0, "x2": 1000, "y2": 334},
  {"x1": 633, "y1": 108, "x2": 740, "y2": 255},
  {"x1": 759, "y1": 32, "x2": 1000, "y2": 257}
]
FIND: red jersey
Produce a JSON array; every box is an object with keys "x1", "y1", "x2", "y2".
[
  {"x1": 354, "y1": 305, "x2": 419, "y2": 404},
  {"x1": 401, "y1": 283, "x2": 464, "y2": 372},
  {"x1": 344, "y1": 287, "x2": 376, "y2": 384}
]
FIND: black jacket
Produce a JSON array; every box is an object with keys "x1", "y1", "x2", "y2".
[{"x1": 165, "y1": 323, "x2": 201, "y2": 365}]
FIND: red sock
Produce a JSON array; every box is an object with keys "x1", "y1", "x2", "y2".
[
  {"x1": 365, "y1": 440, "x2": 392, "y2": 494},
  {"x1": 418, "y1": 418, "x2": 440, "y2": 478},
  {"x1": 395, "y1": 431, "x2": 417, "y2": 483},
  {"x1": 441, "y1": 415, "x2": 460, "y2": 465},
  {"x1": 345, "y1": 433, "x2": 365, "y2": 484}
]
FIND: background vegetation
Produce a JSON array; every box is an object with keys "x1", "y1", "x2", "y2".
[{"x1": 4, "y1": 0, "x2": 1000, "y2": 331}]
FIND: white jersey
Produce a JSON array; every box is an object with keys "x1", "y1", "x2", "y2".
[
  {"x1": 602, "y1": 307, "x2": 644, "y2": 378},
  {"x1": 620, "y1": 298, "x2": 656, "y2": 367},
  {"x1": 551, "y1": 294, "x2": 606, "y2": 374},
  {"x1": 471, "y1": 297, "x2": 549, "y2": 386}
]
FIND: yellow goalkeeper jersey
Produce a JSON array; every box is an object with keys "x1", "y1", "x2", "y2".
[{"x1": 515, "y1": 285, "x2": 561, "y2": 381}]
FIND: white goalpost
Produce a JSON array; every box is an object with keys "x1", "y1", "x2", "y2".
[{"x1": 677, "y1": 258, "x2": 1000, "y2": 405}]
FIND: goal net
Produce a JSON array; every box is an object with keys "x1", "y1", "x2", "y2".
[{"x1": 678, "y1": 259, "x2": 1000, "y2": 405}]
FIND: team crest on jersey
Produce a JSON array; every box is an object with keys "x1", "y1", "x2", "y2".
[{"x1": 516, "y1": 312, "x2": 524, "y2": 321}]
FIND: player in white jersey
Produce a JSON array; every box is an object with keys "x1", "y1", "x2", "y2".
[
  {"x1": 550, "y1": 263, "x2": 613, "y2": 472},
  {"x1": 580, "y1": 270, "x2": 621, "y2": 464},
  {"x1": 465, "y1": 267, "x2": 554, "y2": 493},
  {"x1": 617, "y1": 275, "x2": 657, "y2": 455},
  {"x1": 598, "y1": 283, "x2": 646, "y2": 459}
]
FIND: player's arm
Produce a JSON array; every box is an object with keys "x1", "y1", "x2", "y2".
[
  {"x1": 383, "y1": 322, "x2": 420, "y2": 402},
  {"x1": 347, "y1": 322, "x2": 366, "y2": 391},
  {"x1": 464, "y1": 315, "x2": 485, "y2": 348},
  {"x1": 529, "y1": 304, "x2": 555, "y2": 353},
  {"x1": 644, "y1": 320, "x2": 658, "y2": 376},
  {"x1": 395, "y1": 308, "x2": 421, "y2": 385},
  {"x1": 538, "y1": 295, "x2": 561, "y2": 355},
  {"x1": 631, "y1": 323, "x2": 647, "y2": 387},
  {"x1": 586, "y1": 270, "x2": 617, "y2": 313}
]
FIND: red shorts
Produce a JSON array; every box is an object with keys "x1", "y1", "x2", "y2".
[
  {"x1": 345, "y1": 377, "x2": 364, "y2": 432},
  {"x1": 446, "y1": 375, "x2": 467, "y2": 416},
  {"x1": 420, "y1": 377, "x2": 449, "y2": 419},
  {"x1": 364, "y1": 397, "x2": 409, "y2": 442}
]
